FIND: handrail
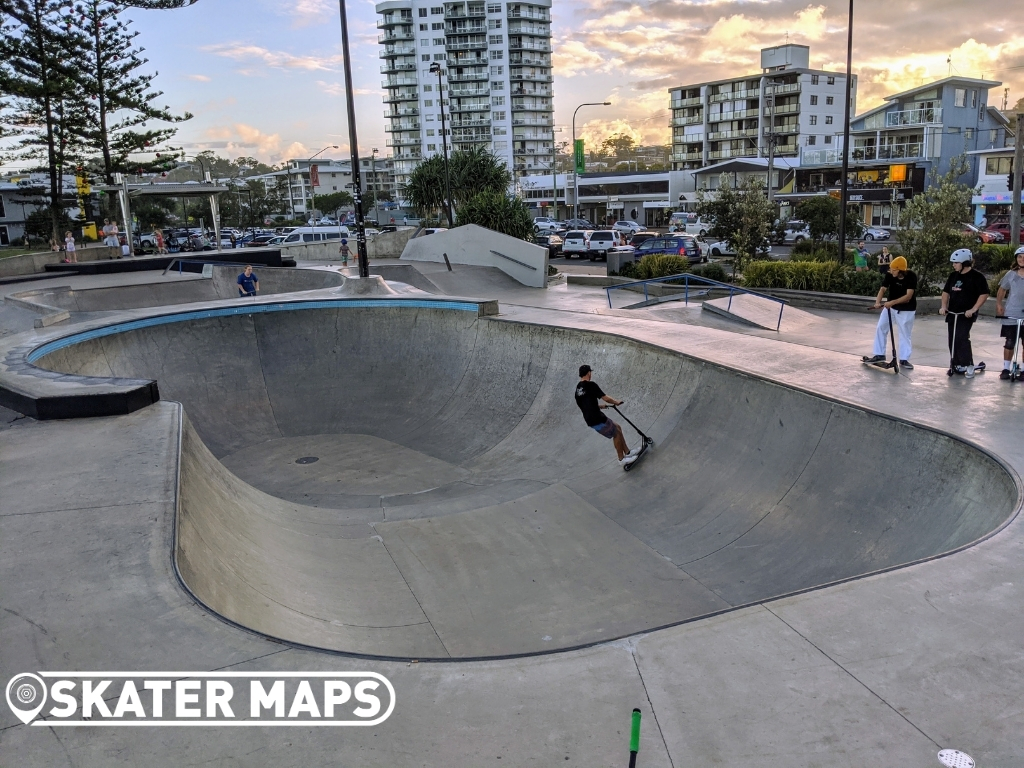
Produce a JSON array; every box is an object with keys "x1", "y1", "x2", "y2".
[
  {"x1": 489, "y1": 249, "x2": 537, "y2": 271},
  {"x1": 605, "y1": 273, "x2": 787, "y2": 331}
]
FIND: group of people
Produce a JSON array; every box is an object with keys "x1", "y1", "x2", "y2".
[
  {"x1": 864, "y1": 245, "x2": 1024, "y2": 379},
  {"x1": 852, "y1": 241, "x2": 895, "y2": 273}
]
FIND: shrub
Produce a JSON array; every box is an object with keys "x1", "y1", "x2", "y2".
[
  {"x1": 632, "y1": 254, "x2": 691, "y2": 280},
  {"x1": 976, "y1": 244, "x2": 1018, "y2": 274},
  {"x1": 791, "y1": 239, "x2": 839, "y2": 258},
  {"x1": 689, "y1": 262, "x2": 728, "y2": 282},
  {"x1": 742, "y1": 260, "x2": 848, "y2": 293},
  {"x1": 843, "y1": 268, "x2": 884, "y2": 296},
  {"x1": 788, "y1": 247, "x2": 839, "y2": 263},
  {"x1": 616, "y1": 261, "x2": 638, "y2": 279}
]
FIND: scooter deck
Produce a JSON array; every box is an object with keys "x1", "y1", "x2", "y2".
[
  {"x1": 623, "y1": 437, "x2": 655, "y2": 472},
  {"x1": 863, "y1": 359, "x2": 899, "y2": 374}
]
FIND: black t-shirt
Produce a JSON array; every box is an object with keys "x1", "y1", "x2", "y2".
[
  {"x1": 574, "y1": 380, "x2": 607, "y2": 427},
  {"x1": 943, "y1": 268, "x2": 990, "y2": 314},
  {"x1": 882, "y1": 269, "x2": 918, "y2": 311}
]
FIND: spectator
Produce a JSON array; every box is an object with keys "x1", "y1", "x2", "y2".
[
  {"x1": 63, "y1": 231, "x2": 77, "y2": 263},
  {"x1": 102, "y1": 218, "x2": 116, "y2": 247},
  {"x1": 237, "y1": 265, "x2": 259, "y2": 297},
  {"x1": 852, "y1": 240, "x2": 869, "y2": 272},
  {"x1": 339, "y1": 238, "x2": 350, "y2": 268},
  {"x1": 155, "y1": 228, "x2": 167, "y2": 254},
  {"x1": 876, "y1": 245, "x2": 892, "y2": 274}
]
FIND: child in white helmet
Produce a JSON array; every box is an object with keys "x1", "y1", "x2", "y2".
[
  {"x1": 940, "y1": 248, "x2": 990, "y2": 377},
  {"x1": 995, "y1": 246, "x2": 1024, "y2": 380}
]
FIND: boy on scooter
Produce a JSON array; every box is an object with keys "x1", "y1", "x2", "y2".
[
  {"x1": 995, "y1": 246, "x2": 1024, "y2": 380},
  {"x1": 940, "y1": 249, "x2": 990, "y2": 378}
]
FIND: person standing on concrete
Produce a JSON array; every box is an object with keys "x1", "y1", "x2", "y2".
[
  {"x1": 237, "y1": 265, "x2": 259, "y2": 297},
  {"x1": 876, "y1": 245, "x2": 892, "y2": 274},
  {"x1": 940, "y1": 248, "x2": 990, "y2": 378},
  {"x1": 63, "y1": 231, "x2": 77, "y2": 263},
  {"x1": 995, "y1": 246, "x2": 1024, "y2": 380},
  {"x1": 852, "y1": 241, "x2": 869, "y2": 272},
  {"x1": 102, "y1": 218, "x2": 115, "y2": 247},
  {"x1": 575, "y1": 365, "x2": 638, "y2": 467},
  {"x1": 339, "y1": 238, "x2": 350, "y2": 268},
  {"x1": 864, "y1": 256, "x2": 917, "y2": 369}
]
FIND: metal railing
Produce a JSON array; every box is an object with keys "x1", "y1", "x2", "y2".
[
  {"x1": 605, "y1": 273, "x2": 788, "y2": 331},
  {"x1": 885, "y1": 107, "x2": 942, "y2": 127}
]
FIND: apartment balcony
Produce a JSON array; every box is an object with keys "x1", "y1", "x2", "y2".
[
  {"x1": 448, "y1": 70, "x2": 489, "y2": 82},
  {"x1": 449, "y1": 101, "x2": 491, "y2": 113},
  {"x1": 384, "y1": 121, "x2": 421, "y2": 132},
  {"x1": 851, "y1": 143, "x2": 925, "y2": 161},
  {"x1": 765, "y1": 123, "x2": 799, "y2": 135},
  {"x1": 509, "y1": 71, "x2": 551, "y2": 83},
  {"x1": 885, "y1": 107, "x2": 942, "y2": 127},
  {"x1": 509, "y1": 53, "x2": 549, "y2": 66},
  {"x1": 453, "y1": 136, "x2": 491, "y2": 147},
  {"x1": 512, "y1": 116, "x2": 551, "y2": 126},
  {"x1": 513, "y1": 148, "x2": 552, "y2": 156},
  {"x1": 709, "y1": 86, "x2": 760, "y2": 102},
  {"x1": 670, "y1": 114, "x2": 703, "y2": 127},
  {"x1": 801, "y1": 148, "x2": 841, "y2": 165},
  {"x1": 511, "y1": 100, "x2": 550, "y2": 111},
  {"x1": 381, "y1": 62, "x2": 416, "y2": 74},
  {"x1": 446, "y1": 20, "x2": 486, "y2": 33},
  {"x1": 708, "y1": 127, "x2": 758, "y2": 140},
  {"x1": 764, "y1": 102, "x2": 800, "y2": 117},
  {"x1": 377, "y1": 16, "x2": 412, "y2": 29},
  {"x1": 380, "y1": 45, "x2": 416, "y2": 58},
  {"x1": 766, "y1": 82, "x2": 801, "y2": 96},
  {"x1": 775, "y1": 144, "x2": 798, "y2": 156},
  {"x1": 385, "y1": 106, "x2": 420, "y2": 118},
  {"x1": 671, "y1": 96, "x2": 702, "y2": 109},
  {"x1": 393, "y1": 149, "x2": 422, "y2": 159},
  {"x1": 452, "y1": 128, "x2": 491, "y2": 139},
  {"x1": 382, "y1": 76, "x2": 418, "y2": 88},
  {"x1": 378, "y1": 29, "x2": 414, "y2": 43},
  {"x1": 447, "y1": 38, "x2": 488, "y2": 51},
  {"x1": 671, "y1": 133, "x2": 703, "y2": 144},
  {"x1": 450, "y1": 117, "x2": 491, "y2": 127},
  {"x1": 671, "y1": 151, "x2": 704, "y2": 162},
  {"x1": 506, "y1": 22, "x2": 549, "y2": 36},
  {"x1": 508, "y1": 39, "x2": 550, "y2": 51},
  {"x1": 507, "y1": 7, "x2": 549, "y2": 20},
  {"x1": 445, "y1": 6, "x2": 486, "y2": 19},
  {"x1": 449, "y1": 85, "x2": 490, "y2": 97},
  {"x1": 511, "y1": 86, "x2": 551, "y2": 97},
  {"x1": 382, "y1": 90, "x2": 419, "y2": 103},
  {"x1": 708, "y1": 148, "x2": 758, "y2": 160},
  {"x1": 513, "y1": 131, "x2": 554, "y2": 141},
  {"x1": 386, "y1": 137, "x2": 422, "y2": 148},
  {"x1": 707, "y1": 107, "x2": 761, "y2": 122}
]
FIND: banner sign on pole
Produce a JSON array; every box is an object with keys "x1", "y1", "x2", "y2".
[
  {"x1": 574, "y1": 140, "x2": 585, "y2": 174},
  {"x1": 309, "y1": 165, "x2": 320, "y2": 188}
]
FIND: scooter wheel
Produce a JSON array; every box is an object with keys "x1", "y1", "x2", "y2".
[{"x1": 947, "y1": 368, "x2": 955, "y2": 377}]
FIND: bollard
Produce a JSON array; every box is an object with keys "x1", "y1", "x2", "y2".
[{"x1": 628, "y1": 707, "x2": 641, "y2": 768}]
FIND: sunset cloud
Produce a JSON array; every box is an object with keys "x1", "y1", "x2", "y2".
[{"x1": 203, "y1": 42, "x2": 343, "y2": 72}]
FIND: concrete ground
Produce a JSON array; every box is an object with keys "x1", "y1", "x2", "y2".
[{"x1": 2, "y1": 260, "x2": 1023, "y2": 767}]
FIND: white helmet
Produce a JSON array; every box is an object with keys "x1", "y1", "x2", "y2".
[
  {"x1": 1015, "y1": 246, "x2": 1024, "y2": 257},
  {"x1": 950, "y1": 248, "x2": 973, "y2": 263}
]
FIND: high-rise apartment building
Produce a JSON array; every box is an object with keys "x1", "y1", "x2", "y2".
[
  {"x1": 669, "y1": 45, "x2": 855, "y2": 172},
  {"x1": 376, "y1": 0, "x2": 554, "y2": 189}
]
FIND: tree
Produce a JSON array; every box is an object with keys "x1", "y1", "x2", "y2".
[
  {"x1": 455, "y1": 189, "x2": 534, "y2": 241},
  {"x1": 601, "y1": 133, "x2": 636, "y2": 160},
  {"x1": 796, "y1": 195, "x2": 863, "y2": 244},
  {"x1": 403, "y1": 146, "x2": 511, "y2": 220},
  {"x1": 896, "y1": 154, "x2": 976, "y2": 289},
  {"x1": 314, "y1": 190, "x2": 354, "y2": 216},
  {"x1": 696, "y1": 174, "x2": 774, "y2": 277},
  {"x1": 0, "y1": 0, "x2": 84, "y2": 243},
  {"x1": 71, "y1": 0, "x2": 190, "y2": 184}
]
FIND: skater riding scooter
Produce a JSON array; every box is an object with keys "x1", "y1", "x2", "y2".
[
  {"x1": 940, "y1": 249, "x2": 990, "y2": 378},
  {"x1": 995, "y1": 246, "x2": 1024, "y2": 381}
]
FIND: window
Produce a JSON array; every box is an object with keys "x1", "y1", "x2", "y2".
[
  {"x1": 487, "y1": 3, "x2": 501, "y2": 11},
  {"x1": 492, "y1": 95, "x2": 505, "y2": 105},
  {"x1": 807, "y1": 135, "x2": 816, "y2": 145},
  {"x1": 433, "y1": 38, "x2": 445, "y2": 46},
  {"x1": 488, "y1": 18, "x2": 502, "y2": 28},
  {"x1": 490, "y1": 65, "x2": 503, "y2": 75},
  {"x1": 955, "y1": 88, "x2": 966, "y2": 107},
  {"x1": 491, "y1": 80, "x2": 504, "y2": 89},
  {"x1": 423, "y1": 84, "x2": 432, "y2": 92},
  {"x1": 492, "y1": 110, "x2": 506, "y2": 121},
  {"x1": 427, "y1": 143, "x2": 437, "y2": 151},
  {"x1": 493, "y1": 126, "x2": 507, "y2": 135},
  {"x1": 430, "y1": 6, "x2": 443, "y2": 13},
  {"x1": 825, "y1": 115, "x2": 833, "y2": 124},
  {"x1": 965, "y1": 128, "x2": 975, "y2": 139},
  {"x1": 419, "y1": 23, "x2": 427, "y2": 30},
  {"x1": 489, "y1": 35, "x2": 503, "y2": 44},
  {"x1": 432, "y1": 22, "x2": 443, "y2": 29},
  {"x1": 0, "y1": 197, "x2": 5, "y2": 217},
  {"x1": 422, "y1": 54, "x2": 430, "y2": 61},
  {"x1": 809, "y1": 115, "x2": 817, "y2": 125},
  {"x1": 826, "y1": 76, "x2": 835, "y2": 85},
  {"x1": 434, "y1": 53, "x2": 446, "y2": 60},
  {"x1": 489, "y1": 49, "x2": 503, "y2": 59},
  {"x1": 426, "y1": 128, "x2": 435, "y2": 136},
  {"x1": 987, "y1": 157, "x2": 1012, "y2": 175},
  {"x1": 990, "y1": 129, "x2": 999, "y2": 144},
  {"x1": 971, "y1": 90, "x2": 977, "y2": 108},
  {"x1": 425, "y1": 114, "x2": 434, "y2": 121},
  {"x1": 949, "y1": 126, "x2": 961, "y2": 134},
  {"x1": 420, "y1": 38, "x2": 430, "y2": 46},
  {"x1": 494, "y1": 140, "x2": 508, "y2": 150},
  {"x1": 424, "y1": 99, "x2": 433, "y2": 107},
  {"x1": 824, "y1": 135, "x2": 832, "y2": 144},
  {"x1": 810, "y1": 95, "x2": 818, "y2": 105},
  {"x1": 419, "y1": 8, "x2": 427, "y2": 16},
  {"x1": 826, "y1": 96, "x2": 834, "y2": 105},
  {"x1": 811, "y1": 75, "x2": 819, "y2": 85}
]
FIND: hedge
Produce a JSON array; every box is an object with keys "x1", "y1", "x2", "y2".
[
  {"x1": 618, "y1": 254, "x2": 691, "y2": 280},
  {"x1": 742, "y1": 260, "x2": 883, "y2": 296}
]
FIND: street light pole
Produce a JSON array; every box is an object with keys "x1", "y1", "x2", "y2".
[
  {"x1": 572, "y1": 101, "x2": 610, "y2": 222},
  {"x1": 430, "y1": 61, "x2": 453, "y2": 227},
  {"x1": 371, "y1": 147, "x2": 379, "y2": 226},
  {"x1": 307, "y1": 144, "x2": 339, "y2": 225},
  {"x1": 836, "y1": 0, "x2": 855, "y2": 263},
  {"x1": 337, "y1": 0, "x2": 369, "y2": 278}
]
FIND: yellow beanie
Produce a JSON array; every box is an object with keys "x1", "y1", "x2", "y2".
[{"x1": 889, "y1": 256, "x2": 907, "y2": 271}]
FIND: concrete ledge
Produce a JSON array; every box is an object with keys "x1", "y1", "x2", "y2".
[{"x1": 5, "y1": 286, "x2": 74, "y2": 328}]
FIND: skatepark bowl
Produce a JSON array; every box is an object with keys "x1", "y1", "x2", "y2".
[{"x1": 29, "y1": 299, "x2": 1018, "y2": 660}]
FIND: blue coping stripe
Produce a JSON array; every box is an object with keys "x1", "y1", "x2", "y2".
[{"x1": 27, "y1": 299, "x2": 482, "y2": 363}]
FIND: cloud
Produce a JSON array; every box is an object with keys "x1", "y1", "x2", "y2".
[
  {"x1": 199, "y1": 123, "x2": 311, "y2": 163},
  {"x1": 289, "y1": 0, "x2": 331, "y2": 27},
  {"x1": 203, "y1": 42, "x2": 344, "y2": 72},
  {"x1": 185, "y1": 74, "x2": 211, "y2": 82},
  {"x1": 316, "y1": 80, "x2": 384, "y2": 97}
]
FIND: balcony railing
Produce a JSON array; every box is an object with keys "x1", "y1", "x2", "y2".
[
  {"x1": 506, "y1": 22, "x2": 549, "y2": 35},
  {"x1": 449, "y1": 85, "x2": 490, "y2": 97},
  {"x1": 377, "y1": 16, "x2": 412, "y2": 29},
  {"x1": 448, "y1": 70, "x2": 489, "y2": 82},
  {"x1": 707, "y1": 107, "x2": 760, "y2": 122},
  {"x1": 766, "y1": 82, "x2": 801, "y2": 95},
  {"x1": 512, "y1": 116, "x2": 551, "y2": 126},
  {"x1": 385, "y1": 107, "x2": 420, "y2": 118},
  {"x1": 671, "y1": 133, "x2": 703, "y2": 144},
  {"x1": 511, "y1": 86, "x2": 551, "y2": 97},
  {"x1": 447, "y1": 21, "x2": 485, "y2": 34},
  {"x1": 507, "y1": 8, "x2": 549, "y2": 20},
  {"x1": 508, "y1": 39, "x2": 550, "y2": 51},
  {"x1": 708, "y1": 128, "x2": 758, "y2": 140},
  {"x1": 447, "y1": 38, "x2": 487, "y2": 50},
  {"x1": 386, "y1": 137, "x2": 421, "y2": 147},
  {"x1": 764, "y1": 102, "x2": 800, "y2": 116},
  {"x1": 670, "y1": 114, "x2": 703, "y2": 127},
  {"x1": 381, "y1": 62, "x2": 416, "y2": 74},
  {"x1": 449, "y1": 100, "x2": 491, "y2": 112},
  {"x1": 450, "y1": 117, "x2": 491, "y2": 127},
  {"x1": 382, "y1": 91, "x2": 419, "y2": 103},
  {"x1": 509, "y1": 54, "x2": 550, "y2": 66},
  {"x1": 510, "y1": 71, "x2": 552, "y2": 83},
  {"x1": 851, "y1": 142, "x2": 925, "y2": 160},
  {"x1": 708, "y1": 148, "x2": 758, "y2": 160},
  {"x1": 765, "y1": 122, "x2": 799, "y2": 135},
  {"x1": 384, "y1": 122, "x2": 421, "y2": 132},
  {"x1": 671, "y1": 96, "x2": 702, "y2": 109},
  {"x1": 382, "y1": 76, "x2": 418, "y2": 88},
  {"x1": 710, "y1": 87, "x2": 760, "y2": 102},
  {"x1": 885, "y1": 107, "x2": 942, "y2": 127},
  {"x1": 445, "y1": 6, "x2": 486, "y2": 19},
  {"x1": 381, "y1": 45, "x2": 416, "y2": 57},
  {"x1": 671, "y1": 151, "x2": 703, "y2": 162},
  {"x1": 775, "y1": 144, "x2": 798, "y2": 155},
  {"x1": 378, "y1": 30, "x2": 413, "y2": 43},
  {"x1": 511, "y1": 100, "x2": 550, "y2": 111},
  {"x1": 801, "y1": 148, "x2": 840, "y2": 165}
]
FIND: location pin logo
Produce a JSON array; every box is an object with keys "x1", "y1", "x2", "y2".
[{"x1": 6, "y1": 673, "x2": 47, "y2": 725}]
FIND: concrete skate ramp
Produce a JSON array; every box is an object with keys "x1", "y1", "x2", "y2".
[{"x1": 35, "y1": 303, "x2": 1018, "y2": 659}]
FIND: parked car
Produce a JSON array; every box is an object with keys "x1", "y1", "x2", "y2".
[
  {"x1": 862, "y1": 226, "x2": 891, "y2": 241},
  {"x1": 629, "y1": 232, "x2": 657, "y2": 248},
  {"x1": 612, "y1": 220, "x2": 645, "y2": 236},
  {"x1": 985, "y1": 222, "x2": 1024, "y2": 242},
  {"x1": 535, "y1": 233, "x2": 563, "y2": 257},
  {"x1": 565, "y1": 218, "x2": 593, "y2": 229},
  {"x1": 962, "y1": 223, "x2": 1004, "y2": 244},
  {"x1": 707, "y1": 240, "x2": 773, "y2": 259},
  {"x1": 781, "y1": 220, "x2": 812, "y2": 244},
  {"x1": 562, "y1": 230, "x2": 593, "y2": 259},
  {"x1": 633, "y1": 234, "x2": 704, "y2": 265},
  {"x1": 533, "y1": 216, "x2": 561, "y2": 233},
  {"x1": 245, "y1": 234, "x2": 278, "y2": 248},
  {"x1": 586, "y1": 230, "x2": 627, "y2": 261}
]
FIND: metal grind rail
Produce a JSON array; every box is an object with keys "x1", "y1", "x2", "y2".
[{"x1": 605, "y1": 273, "x2": 788, "y2": 331}]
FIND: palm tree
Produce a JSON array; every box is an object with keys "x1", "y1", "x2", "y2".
[{"x1": 403, "y1": 146, "x2": 512, "y2": 221}]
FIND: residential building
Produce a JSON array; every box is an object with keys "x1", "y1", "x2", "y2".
[
  {"x1": 796, "y1": 76, "x2": 1010, "y2": 227},
  {"x1": 375, "y1": 0, "x2": 554, "y2": 188},
  {"x1": 254, "y1": 157, "x2": 398, "y2": 220},
  {"x1": 668, "y1": 44, "x2": 854, "y2": 175},
  {"x1": 0, "y1": 173, "x2": 82, "y2": 246},
  {"x1": 968, "y1": 144, "x2": 1018, "y2": 226}
]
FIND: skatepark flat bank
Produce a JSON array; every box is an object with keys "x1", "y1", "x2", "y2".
[{"x1": 18, "y1": 299, "x2": 1018, "y2": 660}]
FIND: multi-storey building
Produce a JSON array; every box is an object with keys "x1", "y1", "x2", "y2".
[
  {"x1": 668, "y1": 44, "x2": 853, "y2": 180},
  {"x1": 255, "y1": 157, "x2": 398, "y2": 220},
  {"x1": 376, "y1": 0, "x2": 554, "y2": 188}
]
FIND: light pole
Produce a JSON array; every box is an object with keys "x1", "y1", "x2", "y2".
[
  {"x1": 337, "y1": 0, "x2": 369, "y2": 278},
  {"x1": 371, "y1": 147, "x2": 379, "y2": 226},
  {"x1": 572, "y1": 101, "x2": 610, "y2": 222},
  {"x1": 429, "y1": 61, "x2": 454, "y2": 227},
  {"x1": 836, "y1": 0, "x2": 854, "y2": 263},
  {"x1": 307, "y1": 144, "x2": 338, "y2": 225}
]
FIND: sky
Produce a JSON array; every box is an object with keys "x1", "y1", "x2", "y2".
[{"x1": 12, "y1": 0, "x2": 1024, "y2": 168}]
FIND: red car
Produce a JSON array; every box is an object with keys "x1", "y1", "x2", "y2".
[
  {"x1": 986, "y1": 222, "x2": 1024, "y2": 242},
  {"x1": 962, "y1": 223, "x2": 1004, "y2": 244}
]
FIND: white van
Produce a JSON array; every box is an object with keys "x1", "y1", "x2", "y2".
[{"x1": 280, "y1": 226, "x2": 350, "y2": 245}]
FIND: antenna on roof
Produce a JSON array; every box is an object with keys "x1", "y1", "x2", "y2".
[
  {"x1": 785, "y1": 31, "x2": 789, "y2": 45},
  {"x1": 1002, "y1": 87, "x2": 1009, "y2": 111},
  {"x1": 947, "y1": 55, "x2": 952, "y2": 76}
]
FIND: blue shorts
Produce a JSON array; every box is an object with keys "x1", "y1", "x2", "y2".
[{"x1": 591, "y1": 419, "x2": 617, "y2": 439}]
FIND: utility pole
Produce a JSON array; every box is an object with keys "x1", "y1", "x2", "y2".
[
  {"x1": 1012, "y1": 114, "x2": 1023, "y2": 250},
  {"x1": 836, "y1": 0, "x2": 855, "y2": 263},
  {"x1": 765, "y1": 84, "x2": 777, "y2": 206},
  {"x1": 337, "y1": 0, "x2": 369, "y2": 278}
]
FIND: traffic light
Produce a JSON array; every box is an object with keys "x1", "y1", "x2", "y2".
[{"x1": 1010, "y1": 172, "x2": 1016, "y2": 191}]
